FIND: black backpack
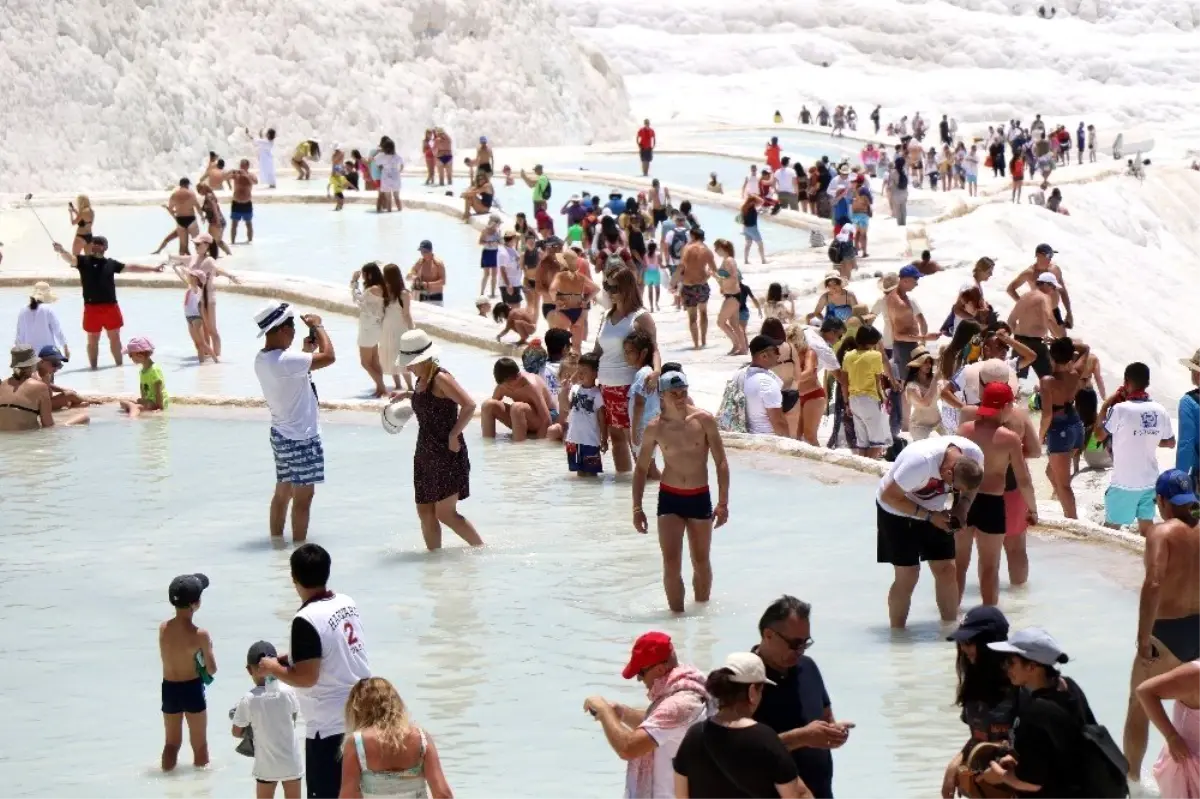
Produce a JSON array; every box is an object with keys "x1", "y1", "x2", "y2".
[
  {"x1": 669, "y1": 229, "x2": 688, "y2": 261},
  {"x1": 828, "y1": 242, "x2": 843, "y2": 264},
  {"x1": 1023, "y1": 682, "x2": 1129, "y2": 798},
  {"x1": 542, "y1": 179, "x2": 552, "y2": 200}
]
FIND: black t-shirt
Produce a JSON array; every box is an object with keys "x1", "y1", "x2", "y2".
[
  {"x1": 73, "y1": 255, "x2": 125, "y2": 305},
  {"x1": 753, "y1": 654, "x2": 834, "y2": 798},
  {"x1": 960, "y1": 688, "x2": 1018, "y2": 754},
  {"x1": 743, "y1": 206, "x2": 759, "y2": 227},
  {"x1": 673, "y1": 720, "x2": 798, "y2": 798},
  {"x1": 1012, "y1": 677, "x2": 1095, "y2": 798}
]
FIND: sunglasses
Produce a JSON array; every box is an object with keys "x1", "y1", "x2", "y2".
[
  {"x1": 637, "y1": 660, "x2": 668, "y2": 679},
  {"x1": 770, "y1": 628, "x2": 814, "y2": 650}
]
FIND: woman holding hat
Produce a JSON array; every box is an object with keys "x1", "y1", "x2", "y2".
[
  {"x1": 942, "y1": 606, "x2": 1018, "y2": 798},
  {"x1": 811, "y1": 272, "x2": 858, "y2": 324},
  {"x1": 904, "y1": 346, "x2": 943, "y2": 441},
  {"x1": 15, "y1": 282, "x2": 69, "y2": 361},
  {"x1": 391, "y1": 329, "x2": 484, "y2": 551},
  {"x1": 672, "y1": 652, "x2": 812, "y2": 799}
]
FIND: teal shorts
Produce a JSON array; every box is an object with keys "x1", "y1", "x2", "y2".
[
  {"x1": 644, "y1": 270, "x2": 661, "y2": 286},
  {"x1": 1104, "y1": 486, "x2": 1155, "y2": 525}
]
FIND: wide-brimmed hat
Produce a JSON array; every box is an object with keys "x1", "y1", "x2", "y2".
[
  {"x1": 822, "y1": 271, "x2": 845, "y2": 286},
  {"x1": 254, "y1": 301, "x2": 294, "y2": 337},
  {"x1": 907, "y1": 346, "x2": 932, "y2": 368},
  {"x1": 29, "y1": 281, "x2": 57, "y2": 303},
  {"x1": 381, "y1": 398, "x2": 414, "y2": 434},
  {"x1": 10, "y1": 346, "x2": 37, "y2": 370},
  {"x1": 851, "y1": 303, "x2": 877, "y2": 325},
  {"x1": 878, "y1": 273, "x2": 899, "y2": 293},
  {"x1": 1181, "y1": 348, "x2": 1200, "y2": 375},
  {"x1": 394, "y1": 329, "x2": 440, "y2": 368}
]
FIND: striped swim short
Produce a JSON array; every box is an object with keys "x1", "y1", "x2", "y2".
[{"x1": 269, "y1": 429, "x2": 325, "y2": 486}]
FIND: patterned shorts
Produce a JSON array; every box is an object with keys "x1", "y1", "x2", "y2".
[
  {"x1": 681, "y1": 283, "x2": 711, "y2": 309},
  {"x1": 601, "y1": 384, "x2": 631, "y2": 430},
  {"x1": 270, "y1": 429, "x2": 325, "y2": 486}
]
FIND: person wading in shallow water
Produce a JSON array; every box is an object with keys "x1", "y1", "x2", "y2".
[{"x1": 633, "y1": 370, "x2": 730, "y2": 613}]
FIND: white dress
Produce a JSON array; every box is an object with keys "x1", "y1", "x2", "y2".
[
  {"x1": 376, "y1": 153, "x2": 403, "y2": 192},
  {"x1": 255, "y1": 139, "x2": 276, "y2": 187},
  {"x1": 354, "y1": 286, "x2": 385, "y2": 348},
  {"x1": 377, "y1": 297, "x2": 411, "y2": 372}
]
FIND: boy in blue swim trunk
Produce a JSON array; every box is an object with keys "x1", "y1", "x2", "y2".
[{"x1": 159, "y1": 573, "x2": 216, "y2": 771}]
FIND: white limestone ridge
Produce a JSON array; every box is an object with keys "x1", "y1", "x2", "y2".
[{"x1": 0, "y1": 0, "x2": 630, "y2": 192}]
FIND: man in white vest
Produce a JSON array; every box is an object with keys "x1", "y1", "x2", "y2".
[{"x1": 257, "y1": 543, "x2": 370, "y2": 798}]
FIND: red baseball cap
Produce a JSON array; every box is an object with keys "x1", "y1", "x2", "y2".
[
  {"x1": 622, "y1": 631, "x2": 673, "y2": 679},
  {"x1": 978, "y1": 381, "x2": 1015, "y2": 418}
]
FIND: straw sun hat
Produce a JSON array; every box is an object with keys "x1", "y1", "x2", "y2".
[
  {"x1": 29, "y1": 281, "x2": 57, "y2": 303},
  {"x1": 394, "y1": 329, "x2": 439, "y2": 368}
]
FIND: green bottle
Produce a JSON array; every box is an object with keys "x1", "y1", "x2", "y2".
[{"x1": 195, "y1": 650, "x2": 214, "y2": 686}]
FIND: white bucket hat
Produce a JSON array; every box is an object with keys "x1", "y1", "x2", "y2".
[
  {"x1": 381, "y1": 398, "x2": 414, "y2": 435},
  {"x1": 254, "y1": 301, "x2": 295, "y2": 337},
  {"x1": 29, "y1": 281, "x2": 57, "y2": 303},
  {"x1": 394, "y1": 329, "x2": 440, "y2": 368}
]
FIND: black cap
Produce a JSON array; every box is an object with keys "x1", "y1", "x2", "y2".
[
  {"x1": 418, "y1": 240, "x2": 433, "y2": 252},
  {"x1": 946, "y1": 605, "x2": 1010, "y2": 643},
  {"x1": 247, "y1": 640, "x2": 278, "y2": 667},
  {"x1": 749, "y1": 335, "x2": 781, "y2": 356},
  {"x1": 1035, "y1": 243, "x2": 1056, "y2": 257},
  {"x1": 168, "y1": 573, "x2": 209, "y2": 608}
]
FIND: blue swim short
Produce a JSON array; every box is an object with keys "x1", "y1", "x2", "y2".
[
  {"x1": 644, "y1": 270, "x2": 661, "y2": 286},
  {"x1": 567, "y1": 442, "x2": 603, "y2": 474},
  {"x1": 480, "y1": 248, "x2": 498, "y2": 269},
  {"x1": 1104, "y1": 486, "x2": 1156, "y2": 525},
  {"x1": 161, "y1": 678, "x2": 206, "y2": 715},
  {"x1": 270, "y1": 429, "x2": 325, "y2": 486},
  {"x1": 852, "y1": 212, "x2": 870, "y2": 229}
]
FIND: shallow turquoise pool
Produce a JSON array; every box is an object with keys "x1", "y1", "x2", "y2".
[{"x1": 0, "y1": 413, "x2": 1153, "y2": 797}]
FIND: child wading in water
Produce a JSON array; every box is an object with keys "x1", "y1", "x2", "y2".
[
  {"x1": 172, "y1": 263, "x2": 212, "y2": 362},
  {"x1": 562, "y1": 352, "x2": 607, "y2": 476},
  {"x1": 231, "y1": 641, "x2": 303, "y2": 798},
  {"x1": 642, "y1": 242, "x2": 662, "y2": 311},
  {"x1": 120, "y1": 337, "x2": 169, "y2": 417},
  {"x1": 328, "y1": 169, "x2": 353, "y2": 211},
  {"x1": 625, "y1": 329, "x2": 662, "y2": 479},
  {"x1": 160, "y1": 573, "x2": 216, "y2": 771}
]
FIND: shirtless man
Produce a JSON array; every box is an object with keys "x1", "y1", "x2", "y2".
[
  {"x1": 909, "y1": 250, "x2": 942, "y2": 276},
  {"x1": 1006, "y1": 272, "x2": 1064, "y2": 379},
  {"x1": 955, "y1": 382, "x2": 1037, "y2": 606},
  {"x1": 226, "y1": 159, "x2": 258, "y2": 244},
  {"x1": 887, "y1": 265, "x2": 938, "y2": 377},
  {"x1": 34, "y1": 346, "x2": 89, "y2": 410},
  {"x1": 408, "y1": 240, "x2": 447, "y2": 305},
  {"x1": 535, "y1": 237, "x2": 565, "y2": 323},
  {"x1": 197, "y1": 153, "x2": 228, "y2": 190},
  {"x1": 475, "y1": 136, "x2": 493, "y2": 173},
  {"x1": 633, "y1": 370, "x2": 730, "y2": 613},
  {"x1": 481, "y1": 356, "x2": 552, "y2": 441},
  {"x1": 678, "y1": 229, "x2": 717, "y2": 349},
  {"x1": 159, "y1": 573, "x2": 216, "y2": 771},
  {"x1": 1005, "y1": 243, "x2": 1074, "y2": 329},
  {"x1": 1124, "y1": 469, "x2": 1200, "y2": 783},
  {"x1": 167, "y1": 178, "x2": 205, "y2": 256}
]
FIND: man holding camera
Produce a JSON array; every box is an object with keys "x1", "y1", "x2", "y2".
[{"x1": 253, "y1": 301, "x2": 336, "y2": 542}]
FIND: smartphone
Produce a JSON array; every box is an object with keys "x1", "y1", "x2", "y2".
[{"x1": 304, "y1": 325, "x2": 317, "y2": 347}]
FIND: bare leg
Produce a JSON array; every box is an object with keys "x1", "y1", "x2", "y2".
[
  {"x1": 657, "y1": 516, "x2": 687, "y2": 613},
  {"x1": 289, "y1": 484, "x2": 315, "y2": 542},
  {"x1": 201, "y1": 305, "x2": 221, "y2": 360},
  {"x1": 269, "y1": 482, "x2": 293, "y2": 538},
  {"x1": 510, "y1": 402, "x2": 532, "y2": 442},
  {"x1": 974, "y1": 531, "x2": 1005, "y2": 606},
  {"x1": 417, "y1": 503, "x2": 442, "y2": 550},
  {"x1": 229, "y1": 220, "x2": 240, "y2": 244},
  {"x1": 686, "y1": 307, "x2": 700, "y2": 348},
  {"x1": 801, "y1": 396, "x2": 827, "y2": 446},
  {"x1": 162, "y1": 713, "x2": 183, "y2": 771},
  {"x1": 609, "y1": 426, "x2": 633, "y2": 473},
  {"x1": 929, "y1": 559, "x2": 960, "y2": 623},
  {"x1": 246, "y1": 220, "x2": 254, "y2": 243},
  {"x1": 698, "y1": 308, "x2": 709, "y2": 347},
  {"x1": 106, "y1": 328, "x2": 123, "y2": 366},
  {"x1": 176, "y1": 225, "x2": 190, "y2": 256},
  {"x1": 281, "y1": 779, "x2": 302, "y2": 799},
  {"x1": 888, "y1": 565, "x2": 920, "y2": 629},
  {"x1": 480, "y1": 399, "x2": 509, "y2": 438},
  {"x1": 184, "y1": 710, "x2": 209, "y2": 767},
  {"x1": 358, "y1": 346, "x2": 385, "y2": 396},
  {"x1": 434, "y1": 494, "x2": 483, "y2": 546},
  {"x1": 256, "y1": 781, "x2": 278, "y2": 799},
  {"x1": 685, "y1": 519, "x2": 714, "y2": 602},
  {"x1": 86, "y1": 332, "x2": 100, "y2": 369},
  {"x1": 1124, "y1": 641, "x2": 1182, "y2": 781},
  {"x1": 1003, "y1": 533, "x2": 1029, "y2": 586},
  {"x1": 153, "y1": 228, "x2": 178, "y2": 254},
  {"x1": 954, "y1": 527, "x2": 975, "y2": 604},
  {"x1": 1047, "y1": 453, "x2": 1077, "y2": 518}
]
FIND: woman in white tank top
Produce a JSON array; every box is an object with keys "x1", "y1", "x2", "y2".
[{"x1": 594, "y1": 267, "x2": 660, "y2": 473}]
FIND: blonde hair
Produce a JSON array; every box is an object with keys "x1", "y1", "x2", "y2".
[
  {"x1": 343, "y1": 677, "x2": 413, "y2": 756},
  {"x1": 76, "y1": 195, "x2": 91, "y2": 212},
  {"x1": 785, "y1": 322, "x2": 808, "y2": 355}
]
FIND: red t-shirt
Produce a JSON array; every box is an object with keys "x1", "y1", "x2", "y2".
[
  {"x1": 535, "y1": 208, "x2": 555, "y2": 235},
  {"x1": 1012, "y1": 159, "x2": 1025, "y2": 180},
  {"x1": 637, "y1": 127, "x2": 655, "y2": 150},
  {"x1": 765, "y1": 144, "x2": 782, "y2": 171}
]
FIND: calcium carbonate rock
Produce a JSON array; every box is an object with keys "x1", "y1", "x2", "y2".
[{"x1": 0, "y1": 0, "x2": 630, "y2": 192}]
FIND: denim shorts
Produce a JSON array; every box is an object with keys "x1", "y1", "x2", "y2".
[
  {"x1": 743, "y1": 225, "x2": 763, "y2": 243},
  {"x1": 1045, "y1": 415, "x2": 1084, "y2": 454}
]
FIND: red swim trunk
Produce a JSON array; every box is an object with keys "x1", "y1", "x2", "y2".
[
  {"x1": 600, "y1": 384, "x2": 631, "y2": 430},
  {"x1": 82, "y1": 303, "x2": 123, "y2": 334},
  {"x1": 1004, "y1": 490, "x2": 1029, "y2": 537}
]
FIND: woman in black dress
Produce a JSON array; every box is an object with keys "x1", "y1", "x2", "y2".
[{"x1": 393, "y1": 329, "x2": 484, "y2": 551}]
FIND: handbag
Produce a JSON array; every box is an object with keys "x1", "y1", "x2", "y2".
[{"x1": 955, "y1": 741, "x2": 1016, "y2": 798}]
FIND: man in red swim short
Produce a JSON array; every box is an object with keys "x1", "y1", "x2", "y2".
[{"x1": 53, "y1": 236, "x2": 163, "y2": 368}]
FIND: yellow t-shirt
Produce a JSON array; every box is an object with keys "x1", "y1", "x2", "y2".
[
  {"x1": 329, "y1": 173, "x2": 350, "y2": 194},
  {"x1": 843, "y1": 349, "x2": 886, "y2": 399},
  {"x1": 294, "y1": 141, "x2": 310, "y2": 160}
]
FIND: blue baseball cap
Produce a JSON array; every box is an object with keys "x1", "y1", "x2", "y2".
[
  {"x1": 1156, "y1": 469, "x2": 1198, "y2": 505},
  {"x1": 37, "y1": 345, "x2": 66, "y2": 363},
  {"x1": 899, "y1": 265, "x2": 921, "y2": 280},
  {"x1": 947, "y1": 605, "x2": 1009, "y2": 643}
]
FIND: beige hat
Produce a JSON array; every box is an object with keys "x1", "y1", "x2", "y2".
[
  {"x1": 29, "y1": 281, "x2": 57, "y2": 303},
  {"x1": 907, "y1": 346, "x2": 933, "y2": 368},
  {"x1": 822, "y1": 271, "x2": 845, "y2": 286},
  {"x1": 10, "y1": 346, "x2": 37, "y2": 370},
  {"x1": 1181, "y1": 348, "x2": 1200, "y2": 375},
  {"x1": 979, "y1": 358, "x2": 1020, "y2": 393},
  {"x1": 394, "y1": 329, "x2": 440, "y2": 368},
  {"x1": 851, "y1": 303, "x2": 877, "y2": 325},
  {"x1": 721, "y1": 652, "x2": 777, "y2": 686},
  {"x1": 878, "y1": 273, "x2": 899, "y2": 294}
]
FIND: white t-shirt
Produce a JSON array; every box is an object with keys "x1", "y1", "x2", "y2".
[
  {"x1": 231, "y1": 682, "x2": 304, "y2": 781},
  {"x1": 804, "y1": 327, "x2": 840, "y2": 372},
  {"x1": 871, "y1": 295, "x2": 924, "y2": 349},
  {"x1": 775, "y1": 168, "x2": 797, "y2": 194},
  {"x1": 293, "y1": 593, "x2": 371, "y2": 738},
  {"x1": 15, "y1": 305, "x2": 67, "y2": 355},
  {"x1": 744, "y1": 367, "x2": 783, "y2": 435},
  {"x1": 566, "y1": 385, "x2": 605, "y2": 446},
  {"x1": 624, "y1": 705, "x2": 707, "y2": 799},
  {"x1": 256, "y1": 349, "x2": 320, "y2": 440},
  {"x1": 498, "y1": 246, "x2": 522, "y2": 289},
  {"x1": 1105, "y1": 400, "x2": 1175, "y2": 490},
  {"x1": 877, "y1": 435, "x2": 985, "y2": 517}
]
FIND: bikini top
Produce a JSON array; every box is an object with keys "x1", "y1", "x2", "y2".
[{"x1": 353, "y1": 729, "x2": 428, "y2": 798}]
